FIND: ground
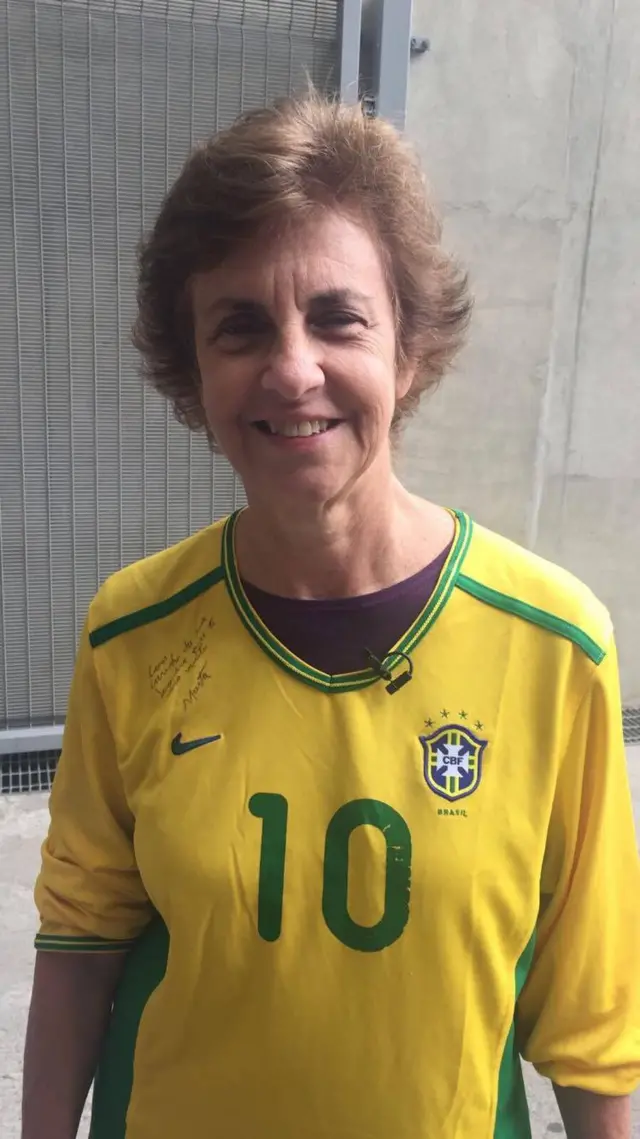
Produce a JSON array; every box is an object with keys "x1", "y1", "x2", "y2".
[{"x1": 1, "y1": 755, "x2": 639, "y2": 1137}]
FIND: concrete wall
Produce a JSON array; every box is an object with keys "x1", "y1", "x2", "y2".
[{"x1": 399, "y1": 0, "x2": 640, "y2": 702}]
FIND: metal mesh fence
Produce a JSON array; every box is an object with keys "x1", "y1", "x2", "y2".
[
  {"x1": 623, "y1": 706, "x2": 640, "y2": 745},
  {"x1": 0, "y1": 0, "x2": 340, "y2": 734},
  {"x1": 1, "y1": 750, "x2": 60, "y2": 795}
]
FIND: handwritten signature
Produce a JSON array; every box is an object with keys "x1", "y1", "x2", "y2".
[{"x1": 148, "y1": 615, "x2": 216, "y2": 709}]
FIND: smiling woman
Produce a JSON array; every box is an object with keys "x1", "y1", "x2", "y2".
[
  {"x1": 23, "y1": 93, "x2": 640, "y2": 1139},
  {"x1": 191, "y1": 210, "x2": 419, "y2": 519},
  {"x1": 133, "y1": 91, "x2": 471, "y2": 441}
]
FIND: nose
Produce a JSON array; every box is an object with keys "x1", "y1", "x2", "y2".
[{"x1": 260, "y1": 323, "x2": 324, "y2": 400}]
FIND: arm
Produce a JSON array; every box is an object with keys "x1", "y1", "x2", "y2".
[
  {"x1": 22, "y1": 951, "x2": 127, "y2": 1139},
  {"x1": 24, "y1": 613, "x2": 151, "y2": 1137},
  {"x1": 518, "y1": 633, "x2": 640, "y2": 1097},
  {"x1": 554, "y1": 1086, "x2": 631, "y2": 1139}
]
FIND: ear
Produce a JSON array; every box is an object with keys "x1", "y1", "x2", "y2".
[{"x1": 395, "y1": 360, "x2": 417, "y2": 403}]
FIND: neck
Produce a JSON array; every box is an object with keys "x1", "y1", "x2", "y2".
[{"x1": 235, "y1": 477, "x2": 454, "y2": 600}]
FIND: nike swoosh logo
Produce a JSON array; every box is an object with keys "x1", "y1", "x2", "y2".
[{"x1": 171, "y1": 732, "x2": 222, "y2": 756}]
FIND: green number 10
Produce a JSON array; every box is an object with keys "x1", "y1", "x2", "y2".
[{"x1": 249, "y1": 794, "x2": 412, "y2": 952}]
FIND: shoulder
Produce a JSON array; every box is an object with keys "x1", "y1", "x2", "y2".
[
  {"x1": 457, "y1": 517, "x2": 612, "y2": 665},
  {"x1": 87, "y1": 517, "x2": 228, "y2": 648}
]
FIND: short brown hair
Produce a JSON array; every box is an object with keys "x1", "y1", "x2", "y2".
[{"x1": 134, "y1": 92, "x2": 472, "y2": 435}]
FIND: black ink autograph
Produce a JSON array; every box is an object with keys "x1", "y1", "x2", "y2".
[{"x1": 148, "y1": 616, "x2": 215, "y2": 704}]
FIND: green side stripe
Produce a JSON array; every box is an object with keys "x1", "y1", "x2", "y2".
[
  {"x1": 456, "y1": 574, "x2": 605, "y2": 665},
  {"x1": 35, "y1": 934, "x2": 137, "y2": 953},
  {"x1": 222, "y1": 509, "x2": 473, "y2": 694},
  {"x1": 89, "y1": 565, "x2": 225, "y2": 648},
  {"x1": 494, "y1": 930, "x2": 537, "y2": 1139},
  {"x1": 90, "y1": 916, "x2": 169, "y2": 1139}
]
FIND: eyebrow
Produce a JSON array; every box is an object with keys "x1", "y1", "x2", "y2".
[
  {"x1": 309, "y1": 288, "x2": 373, "y2": 308},
  {"x1": 204, "y1": 288, "x2": 373, "y2": 318}
]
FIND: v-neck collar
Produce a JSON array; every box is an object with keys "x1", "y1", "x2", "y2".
[{"x1": 222, "y1": 509, "x2": 473, "y2": 694}]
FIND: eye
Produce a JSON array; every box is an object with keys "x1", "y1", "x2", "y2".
[
  {"x1": 215, "y1": 316, "x2": 268, "y2": 338},
  {"x1": 314, "y1": 310, "x2": 366, "y2": 332},
  {"x1": 208, "y1": 314, "x2": 271, "y2": 349}
]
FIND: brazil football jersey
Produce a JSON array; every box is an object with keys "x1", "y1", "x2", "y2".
[{"x1": 35, "y1": 510, "x2": 640, "y2": 1139}]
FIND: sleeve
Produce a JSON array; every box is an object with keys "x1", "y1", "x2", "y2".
[
  {"x1": 34, "y1": 615, "x2": 152, "y2": 952},
  {"x1": 517, "y1": 633, "x2": 640, "y2": 1094}
]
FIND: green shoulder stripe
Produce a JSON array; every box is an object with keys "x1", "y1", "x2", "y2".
[
  {"x1": 89, "y1": 566, "x2": 225, "y2": 648},
  {"x1": 35, "y1": 933, "x2": 138, "y2": 953},
  {"x1": 455, "y1": 574, "x2": 606, "y2": 665}
]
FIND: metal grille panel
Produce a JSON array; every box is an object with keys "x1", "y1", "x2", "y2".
[
  {"x1": 0, "y1": 0, "x2": 340, "y2": 731},
  {"x1": 623, "y1": 706, "x2": 640, "y2": 745},
  {"x1": 1, "y1": 750, "x2": 59, "y2": 794}
]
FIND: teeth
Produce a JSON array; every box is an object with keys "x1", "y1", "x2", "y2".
[{"x1": 268, "y1": 419, "x2": 331, "y2": 438}]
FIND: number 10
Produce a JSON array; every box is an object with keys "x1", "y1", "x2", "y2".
[{"x1": 249, "y1": 793, "x2": 412, "y2": 952}]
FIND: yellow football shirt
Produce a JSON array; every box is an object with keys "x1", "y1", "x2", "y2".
[{"x1": 35, "y1": 510, "x2": 640, "y2": 1139}]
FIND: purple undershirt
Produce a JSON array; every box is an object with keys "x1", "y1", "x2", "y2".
[{"x1": 242, "y1": 543, "x2": 452, "y2": 676}]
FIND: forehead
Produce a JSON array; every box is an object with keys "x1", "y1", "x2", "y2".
[{"x1": 191, "y1": 210, "x2": 389, "y2": 307}]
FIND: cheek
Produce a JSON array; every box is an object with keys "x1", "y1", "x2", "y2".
[
  {"x1": 199, "y1": 377, "x2": 220, "y2": 425},
  {"x1": 198, "y1": 358, "x2": 242, "y2": 423},
  {"x1": 360, "y1": 359, "x2": 401, "y2": 418}
]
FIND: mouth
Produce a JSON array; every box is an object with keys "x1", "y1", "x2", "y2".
[{"x1": 252, "y1": 418, "x2": 342, "y2": 439}]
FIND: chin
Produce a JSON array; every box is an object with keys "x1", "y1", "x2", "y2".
[{"x1": 246, "y1": 468, "x2": 350, "y2": 511}]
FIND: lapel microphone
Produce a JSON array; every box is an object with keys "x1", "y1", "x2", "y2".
[{"x1": 365, "y1": 648, "x2": 414, "y2": 695}]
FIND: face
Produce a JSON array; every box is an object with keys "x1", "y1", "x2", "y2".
[{"x1": 191, "y1": 211, "x2": 413, "y2": 512}]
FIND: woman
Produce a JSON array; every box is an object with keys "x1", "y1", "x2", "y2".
[{"x1": 24, "y1": 94, "x2": 639, "y2": 1139}]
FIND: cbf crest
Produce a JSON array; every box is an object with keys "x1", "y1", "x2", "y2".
[{"x1": 420, "y1": 723, "x2": 487, "y2": 803}]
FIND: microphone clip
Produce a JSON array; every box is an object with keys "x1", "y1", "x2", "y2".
[{"x1": 365, "y1": 648, "x2": 414, "y2": 695}]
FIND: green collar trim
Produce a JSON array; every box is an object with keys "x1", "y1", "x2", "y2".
[{"x1": 222, "y1": 509, "x2": 473, "y2": 693}]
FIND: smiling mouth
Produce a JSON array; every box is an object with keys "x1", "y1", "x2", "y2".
[{"x1": 252, "y1": 419, "x2": 342, "y2": 438}]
